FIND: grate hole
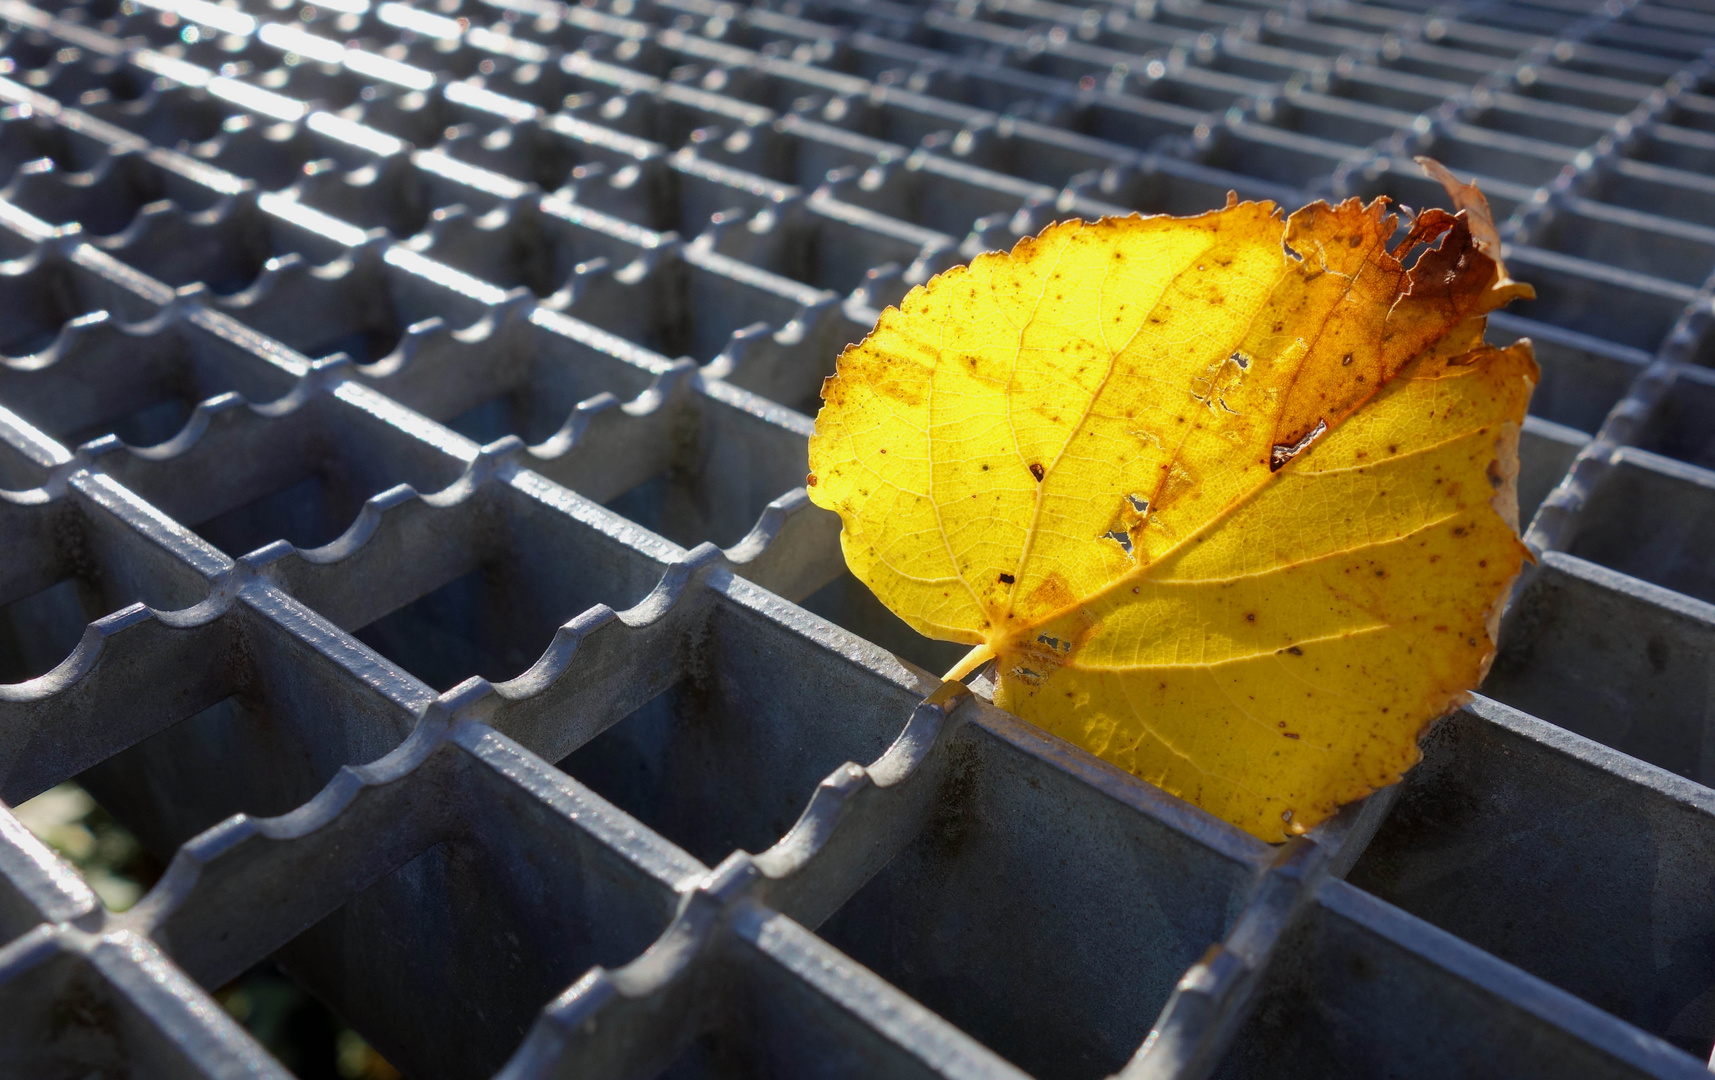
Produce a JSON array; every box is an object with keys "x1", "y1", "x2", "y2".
[
  {"x1": 445, "y1": 390, "x2": 567, "y2": 446},
  {"x1": 13, "y1": 781, "x2": 162, "y2": 912},
  {"x1": 352, "y1": 565, "x2": 571, "y2": 691},
  {"x1": 16, "y1": 777, "x2": 409, "y2": 1080},
  {"x1": 798, "y1": 572, "x2": 972, "y2": 677},
  {"x1": 216, "y1": 963, "x2": 403, "y2": 1080},
  {"x1": 0, "y1": 577, "x2": 118, "y2": 683},
  {"x1": 60, "y1": 394, "x2": 197, "y2": 449},
  {"x1": 602, "y1": 472, "x2": 753, "y2": 550},
  {"x1": 561, "y1": 654, "x2": 911, "y2": 867},
  {"x1": 194, "y1": 472, "x2": 377, "y2": 556}
]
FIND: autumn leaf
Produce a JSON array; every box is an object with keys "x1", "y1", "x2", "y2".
[{"x1": 806, "y1": 175, "x2": 1537, "y2": 842}]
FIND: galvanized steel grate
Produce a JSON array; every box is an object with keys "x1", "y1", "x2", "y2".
[{"x1": 0, "y1": 0, "x2": 1713, "y2": 1074}]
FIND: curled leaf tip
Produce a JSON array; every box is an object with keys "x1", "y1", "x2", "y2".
[{"x1": 1416, "y1": 155, "x2": 1534, "y2": 302}]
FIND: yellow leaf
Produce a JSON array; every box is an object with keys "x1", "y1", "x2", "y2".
[{"x1": 807, "y1": 184, "x2": 1538, "y2": 842}]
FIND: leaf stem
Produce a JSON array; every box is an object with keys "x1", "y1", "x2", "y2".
[{"x1": 942, "y1": 643, "x2": 996, "y2": 683}]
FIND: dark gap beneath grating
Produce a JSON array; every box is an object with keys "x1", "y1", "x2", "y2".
[
  {"x1": 0, "y1": 226, "x2": 39, "y2": 262},
  {"x1": 408, "y1": 219, "x2": 562, "y2": 301},
  {"x1": 1489, "y1": 317, "x2": 1644, "y2": 435},
  {"x1": 558, "y1": 633, "x2": 913, "y2": 868},
  {"x1": 351, "y1": 565, "x2": 574, "y2": 692},
  {"x1": 815, "y1": 723, "x2": 1258, "y2": 1080},
  {"x1": 1260, "y1": 101, "x2": 1402, "y2": 146},
  {"x1": 301, "y1": 324, "x2": 407, "y2": 369},
  {"x1": 1630, "y1": 129, "x2": 1715, "y2": 174},
  {"x1": 1519, "y1": 419, "x2": 1590, "y2": 526},
  {"x1": 1210, "y1": 891, "x2": 1678, "y2": 1080},
  {"x1": 1196, "y1": 134, "x2": 1351, "y2": 191},
  {"x1": 193, "y1": 472, "x2": 380, "y2": 557},
  {"x1": 214, "y1": 269, "x2": 410, "y2": 367},
  {"x1": 0, "y1": 321, "x2": 305, "y2": 451},
  {"x1": 214, "y1": 962, "x2": 403, "y2": 1080},
  {"x1": 1531, "y1": 211, "x2": 1715, "y2": 286},
  {"x1": 445, "y1": 389, "x2": 569, "y2": 447},
  {"x1": 264, "y1": 806, "x2": 687, "y2": 1079},
  {"x1": 1472, "y1": 106, "x2": 1613, "y2": 148},
  {"x1": 658, "y1": 1025, "x2": 763, "y2": 1080},
  {"x1": 1345, "y1": 707, "x2": 1715, "y2": 1063},
  {"x1": 12, "y1": 786, "x2": 402, "y2": 1080},
  {"x1": 60, "y1": 394, "x2": 197, "y2": 449},
  {"x1": 9, "y1": 780, "x2": 350, "y2": 1073},
  {"x1": 0, "y1": 274, "x2": 100, "y2": 357},
  {"x1": 559, "y1": 681, "x2": 867, "y2": 868},
  {"x1": 1516, "y1": 82, "x2": 1647, "y2": 116},
  {"x1": 1416, "y1": 134, "x2": 1573, "y2": 187},
  {"x1": 0, "y1": 446, "x2": 50, "y2": 489},
  {"x1": 603, "y1": 472, "x2": 763, "y2": 552},
  {"x1": 798, "y1": 571, "x2": 972, "y2": 677},
  {"x1": 1502, "y1": 263, "x2": 1690, "y2": 351},
  {"x1": 13, "y1": 780, "x2": 165, "y2": 914},
  {"x1": 0, "y1": 576, "x2": 121, "y2": 683},
  {"x1": 1586, "y1": 166, "x2": 1715, "y2": 230},
  {"x1": 561, "y1": 687, "x2": 743, "y2": 869},
  {"x1": 652, "y1": 925, "x2": 1021, "y2": 1080},
  {"x1": 1634, "y1": 371, "x2": 1715, "y2": 469},
  {"x1": 1483, "y1": 561, "x2": 1714, "y2": 786},
  {"x1": 1564, "y1": 457, "x2": 1715, "y2": 604},
  {"x1": 57, "y1": 729, "x2": 675, "y2": 1079},
  {"x1": 76, "y1": 692, "x2": 380, "y2": 855}
]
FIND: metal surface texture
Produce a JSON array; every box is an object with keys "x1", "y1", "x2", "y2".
[{"x1": 0, "y1": 0, "x2": 1711, "y2": 1073}]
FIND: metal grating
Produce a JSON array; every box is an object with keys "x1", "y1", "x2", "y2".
[{"x1": 0, "y1": 0, "x2": 1712, "y2": 1073}]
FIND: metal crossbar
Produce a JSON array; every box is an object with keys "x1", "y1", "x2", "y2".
[{"x1": 0, "y1": 0, "x2": 1713, "y2": 1074}]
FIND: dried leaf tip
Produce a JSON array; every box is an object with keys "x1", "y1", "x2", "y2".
[{"x1": 1416, "y1": 156, "x2": 1532, "y2": 299}]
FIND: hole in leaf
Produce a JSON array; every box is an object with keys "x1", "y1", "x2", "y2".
[
  {"x1": 1269, "y1": 419, "x2": 1328, "y2": 471},
  {"x1": 1036, "y1": 633, "x2": 1070, "y2": 654}
]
